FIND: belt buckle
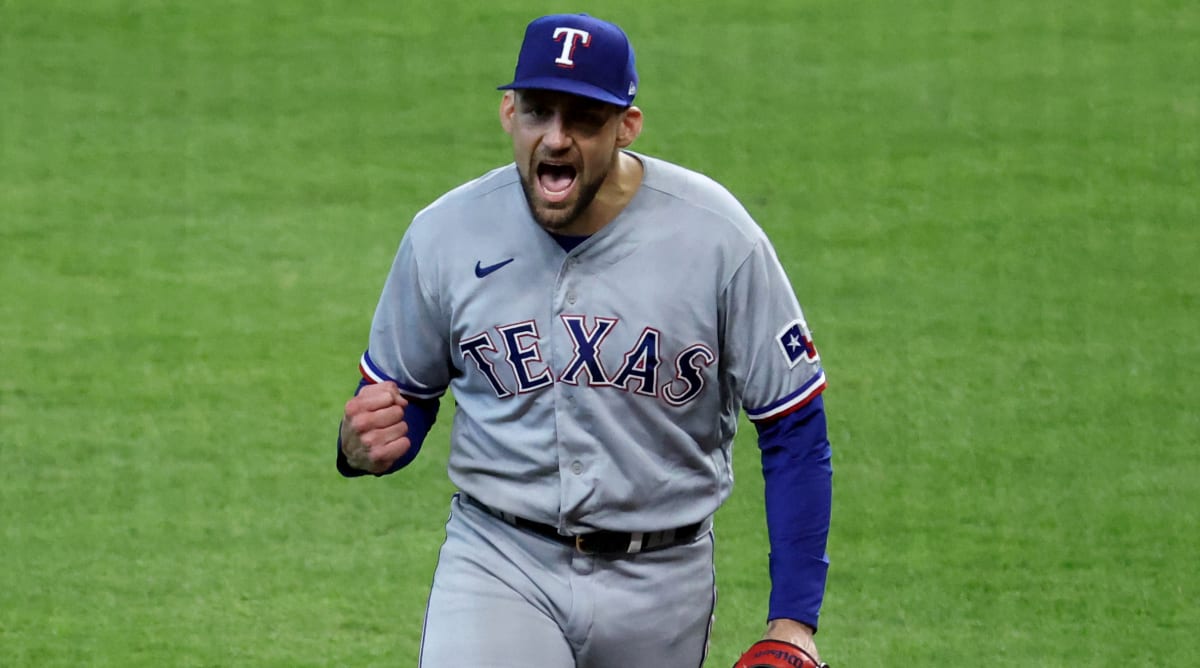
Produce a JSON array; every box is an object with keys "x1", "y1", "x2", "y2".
[{"x1": 574, "y1": 534, "x2": 595, "y2": 555}]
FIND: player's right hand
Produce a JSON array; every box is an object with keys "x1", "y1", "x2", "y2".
[{"x1": 340, "y1": 381, "x2": 410, "y2": 474}]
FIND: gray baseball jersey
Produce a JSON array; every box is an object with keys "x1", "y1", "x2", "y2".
[{"x1": 361, "y1": 151, "x2": 825, "y2": 534}]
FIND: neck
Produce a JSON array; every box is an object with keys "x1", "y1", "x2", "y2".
[{"x1": 569, "y1": 151, "x2": 644, "y2": 235}]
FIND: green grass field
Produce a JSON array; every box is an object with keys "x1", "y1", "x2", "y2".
[{"x1": 2, "y1": 1, "x2": 1197, "y2": 665}]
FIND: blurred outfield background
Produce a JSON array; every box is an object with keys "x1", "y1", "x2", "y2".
[{"x1": 2, "y1": 1, "x2": 1197, "y2": 665}]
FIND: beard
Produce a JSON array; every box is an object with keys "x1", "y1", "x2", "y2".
[{"x1": 518, "y1": 154, "x2": 613, "y2": 232}]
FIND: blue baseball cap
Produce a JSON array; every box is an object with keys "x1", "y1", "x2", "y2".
[{"x1": 498, "y1": 14, "x2": 638, "y2": 107}]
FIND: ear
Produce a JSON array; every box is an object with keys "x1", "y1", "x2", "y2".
[
  {"x1": 615, "y1": 105, "x2": 643, "y2": 148},
  {"x1": 499, "y1": 91, "x2": 516, "y2": 135}
]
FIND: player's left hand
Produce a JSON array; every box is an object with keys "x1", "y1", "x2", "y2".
[
  {"x1": 763, "y1": 619, "x2": 820, "y2": 662},
  {"x1": 732, "y1": 620, "x2": 826, "y2": 668}
]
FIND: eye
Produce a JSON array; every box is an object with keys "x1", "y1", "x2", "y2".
[
  {"x1": 569, "y1": 112, "x2": 608, "y2": 134},
  {"x1": 524, "y1": 105, "x2": 551, "y2": 119}
]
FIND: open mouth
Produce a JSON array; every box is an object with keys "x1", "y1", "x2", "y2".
[{"x1": 536, "y1": 162, "x2": 578, "y2": 203}]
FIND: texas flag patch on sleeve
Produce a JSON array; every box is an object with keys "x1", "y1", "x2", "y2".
[{"x1": 776, "y1": 319, "x2": 820, "y2": 368}]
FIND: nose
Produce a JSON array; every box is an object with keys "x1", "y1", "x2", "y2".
[{"x1": 542, "y1": 113, "x2": 571, "y2": 151}]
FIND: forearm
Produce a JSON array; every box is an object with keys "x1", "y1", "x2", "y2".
[{"x1": 756, "y1": 395, "x2": 833, "y2": 630}]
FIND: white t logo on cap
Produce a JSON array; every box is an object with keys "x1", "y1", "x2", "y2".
[{"x1": 553, "y1": 27, "x2": 592, "y2": 68}]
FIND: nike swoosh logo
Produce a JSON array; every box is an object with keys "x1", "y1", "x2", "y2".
[{"x1": 474, "y1": 258, "x2": 514, "y2": 278}]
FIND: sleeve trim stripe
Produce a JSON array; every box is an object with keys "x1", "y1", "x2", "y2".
[
  {"x1": 746, "y1": 371, "x2": 827, "y2": 422},
  {"x1": 359, "y1": 350, "x2": 448, "y2": 399},
  {"x1": 359, "y1": 351, "x2": 392, "y2": 384}
]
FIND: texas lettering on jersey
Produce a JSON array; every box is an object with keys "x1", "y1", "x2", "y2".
[{"x1": 458, "y1": 314, "x2": 716, "y2": 406}]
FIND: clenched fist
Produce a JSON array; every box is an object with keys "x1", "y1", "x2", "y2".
[{"x1": 340, "y1": 381, "x2": 411, "y2": 474}]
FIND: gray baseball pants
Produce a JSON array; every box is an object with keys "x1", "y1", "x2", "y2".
[{"x1": 418, "y1": 494, "x2": 716, "y2": 667}]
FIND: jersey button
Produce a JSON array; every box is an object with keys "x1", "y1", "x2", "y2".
[
  {"x1": 570, "y1": 461, "x2": 583, "y2": 475},
  {"x1": 566, "y1": 292, "x2": 577, "y2": 305}
]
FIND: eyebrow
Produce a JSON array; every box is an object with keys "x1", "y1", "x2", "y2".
[{"x1": 517, "y1": 91, "x2": 614, "y2": 115}]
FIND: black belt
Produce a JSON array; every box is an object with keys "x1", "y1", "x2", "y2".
[{"x1": 462, "y1": 495, "x2": 706, "y2": 555}]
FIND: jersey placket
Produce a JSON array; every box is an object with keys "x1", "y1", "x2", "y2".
[{"x1": 551, "y1": 252, "x2": 591, "y2": 534}]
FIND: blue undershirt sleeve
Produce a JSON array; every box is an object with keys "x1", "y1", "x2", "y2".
[
  {"x1": 336, "y1": 378, "x2": 440, "y2": 477},
  {"x1": 754, "y1": 394, "x2": 833, "y2": 631}
]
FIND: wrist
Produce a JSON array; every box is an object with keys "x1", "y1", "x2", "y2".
[
  {"x1": 764, "y1": 618, "x2": 818, "y2": 661},
  {"x1": 766, "y1": 617, "x2": 813, "y2": 636}
]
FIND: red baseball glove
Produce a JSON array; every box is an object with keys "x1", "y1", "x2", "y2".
[{"x1": 732, "y1": 639, "x2": 829, "y2": 668}]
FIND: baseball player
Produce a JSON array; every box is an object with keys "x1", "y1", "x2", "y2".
[{"x1": 337, "y1": 13, "x2": 833, "y2": 668}]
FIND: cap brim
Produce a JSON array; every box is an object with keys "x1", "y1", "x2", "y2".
[{"x1": 498, "y1": 77, "x2": 630, "y2": 107}]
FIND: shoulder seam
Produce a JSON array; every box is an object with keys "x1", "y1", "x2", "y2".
[{"x1": 413, "y1": 164, "x2": 519, "y2": 221}]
